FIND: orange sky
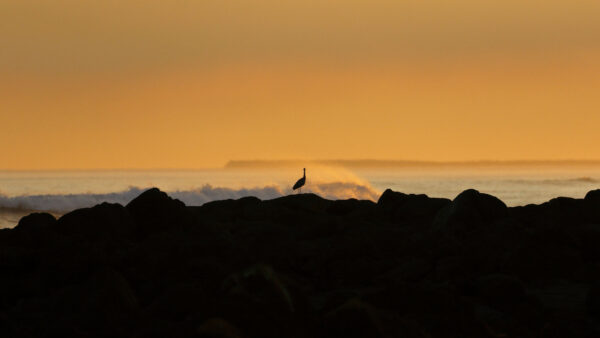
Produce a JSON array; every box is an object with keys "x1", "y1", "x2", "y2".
[{"x1": 1, "y1": 1, "x2": 599, "y2": 169}]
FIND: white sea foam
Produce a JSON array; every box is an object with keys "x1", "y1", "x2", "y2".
[
  {"x1": 1, "y1": 167, "x2": 599, "y2": 229},
  {"x1": 0, "y1": 182, "x2": 381, "y2": 213}
]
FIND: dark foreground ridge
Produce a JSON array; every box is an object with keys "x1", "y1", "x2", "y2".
[{"x1": 2, "y1": 187, "x2": 600, "y2": 337}]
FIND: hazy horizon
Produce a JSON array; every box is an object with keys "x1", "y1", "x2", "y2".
[{"x1": 4, "y1": 158, "x2": 600, "y2": 171}]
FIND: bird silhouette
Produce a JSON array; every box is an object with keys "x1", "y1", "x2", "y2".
[{"x1": 293, "y1": 168, "x2": 306, "y2": 193}]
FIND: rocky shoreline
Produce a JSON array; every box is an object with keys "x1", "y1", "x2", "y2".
[{"x1": 2, "y1": 187, "x2": 600, "y2": 337}]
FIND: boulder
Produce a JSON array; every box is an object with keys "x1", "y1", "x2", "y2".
[
  {"x1": 327, "y1": 198, "x2": 376, "y2": 216},
  {"x1": 585, "y1": 189, "x2": 600, "y2": 203},
  {"x1": 475, "y1": 274, "x2": 526, "y2": 312},
  {"x1": 218, "y1": 264, "x2": 302, "y2": 337},
  {"x1": 586, "y1": 282, "x2": 600, "y2": 318},
  {"x1": 434, "y1": 189, "x2": 508, "y2": 234},
  {"x1": 192, "y1": 196, "x2": 261, "y2": 223},
  {"x1": 15, "y1": 212, "x2": 56, "y2": 233},
  {"x1": 221, "y1": 264, "x2": 295, "y2": 314},
  {"x1": 569, "y1": 223, "x2": 600, "y2": 261},
  {"x1": 126, "y1": 188, "x2": 194, "y2": 236},
  {"x1": 433, "y1": 256, "x2": 470, "y2": 282},
  {"x1": 377, "y1": 257, "x2": 431, "y2": 283},
  {"x1": 85, "y1": 267, "x2": 140, "y2": 320},
  {"x1": 197, "y1": 318, "x2": 243, "y2": 338},
  {"x1": 505, "y1": 230, "x2": 586, "y2": 282},
  {"x1": 532, "y1": 281, "x2": 589, "y2": 315},
  {"x1": 264, "y1": 193, "x2": 332, "y2": 214},
  {"x1": 546, "y1": 197, "x2": 592, "y2": 226},
  {"x1": 377, "y1": 189, "x2": 450, "y2": 223},
  {"x1": 145, "y1": 281, "x2": 205, "y2": 321},
  {"x1": 55, "y1": 202, "x2": 134, "y2": 240},
  {"x1": 15, "y1": 267, "x2": 140, "y2": 332},
  {"x1": 366, "y1": 282, "x2": 483, "y2": 337},
  {"x1": 322, "y1": 298, "x2": 386, "y2": 338}
]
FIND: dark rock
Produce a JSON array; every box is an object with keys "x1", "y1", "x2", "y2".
[
  {"x1": 532, "y1": 281, "x2": 589, "y2": 314},
  {"x1": 327, "y1": 198, "x2": 376, "y2": 216},
  {"x1": 585, "y1": 189, "x2": 600, "y2": 202},
  {"x1": 197, "y1": 318, "x2": 243, "y2": 338},
  {"x1": 366, "y1": 282, "x2": 484, "y2": 337},
  {"x1": 586, "y1": 282, "x2": 600, "y2": 318},
  {"x1": 145, "y1": 281, "x2": 205, "y2": 321},
  {"x1": 322, "y1": 298, "x2": 386, "y2": 338},
  {"x1": 55, "y1": 202, "x2": 134, "y2": 240},
  {"x1": 569, "y1": 223, "x2": 600, "y2": 261},
  {"x1": 11, "y1": 267, "x2": 139, "y2": 333},
  {"x1": 505, "y1": 230, "x2": 586, "y2": 282},
  {"x1": 126, "y1": 187, "x2": 194, "y2": 236},
  {"x1": 377, "y1": 257, "x2": 431, "y2": 282},
  {"x1": 547, "y1": 197, "x2": 592, "y2": 226},
  {"x1": 192, "y1": 196, "x2": 261, "y2": 223},
  {"x1": 4, "y1": 187, "x2": 600, "y2": 337},
  {"x1": 475, "y1": 274, "x2": 526, "y2": 311},
  {"x1": 85, "y1": 267, "x2": 140, "y2": 321},
  {"x1": 433, "y1": 256, "x2": 470, "y2": 282},
  {"x1": 218, "y1": 264, "x2": 304, "y2": 337},
  {"x1": 377, "y1": 189, "x2": 450, "y2": 223},
  {"x1": 221, "y1": 264, "x2": 295, "y2": 314},
  {"x1": 434, "y1": 189, "x2": 508, "y2": 234},
  {"x1": 264, "y1": 193, "x2": 332, "y2": 214},
  {"x1": 15, "y1": 212, "x2": 56, "y2": 232}
]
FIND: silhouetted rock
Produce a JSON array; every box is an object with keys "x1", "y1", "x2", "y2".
[
  {"x1": 84, "y1": 267, "x2": 140, "y2": 325},
  {"x1": 505, "y1": 229, "x2": 586, "y2": 282},
  {"x1": 434, "y1": 189, "x2": 508, "y2": 234},
  {"x1": 221, "y1": 264, "x2": 295, "y2": 313},
  {"x1": 197, "y1": 318, "x2": 243, "y2": 338},
  {"x1": 192, "y1": 196, "x2": 262, "y2": 223},
  {"x1": 126, "y1": 187, "x2": 194, "y2": 236},
  {"x1": 2, "y1": 187, "x2": 600, "y2": 337},
  {"x1": 585, "y1": 189, "x2": 600, "y2": 202},
  {"x1": 145, "y1": 281, "x2": 205, "y2": 321},
  {"x1": 377, "y1": 189, "x2": 450, "y2": 223},
  {"x1": 378, "y1": 256, "x2": 431, "y2": 282},
  {"x1": 323, "y1": 298, "x2": 386, "y2": 338},
  {"x1": 327, "y1": 198, "x2": 376, "y2": 216},
  {"x1": 11, "y1": 212, "x2": 57, "y2": 245},
  {"x1": 55, "y1": 202, "x2": 134, "y2": 240},
  {"x1": 586, "y1": 282, "x2": 600, "y2": 318},
  {"x1": 218, "y1": 264, "x2": 302, "y2": 337},
  {"x1": 15, "y1": 212, "x2": 56, "y2": 232},
  {"x1": 264, "y1": 193, "x2": 332, "y2": 214},
  {"x1": 475, "y1": 274, "x2": 526, "y2": 311}
]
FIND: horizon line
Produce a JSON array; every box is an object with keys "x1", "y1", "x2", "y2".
[
  {"x1": 225, "y1": 159, "x2": 600, "y2": 168},
  {"x1": 3, "y1": 159, "x2": 600, "y2": 171}
]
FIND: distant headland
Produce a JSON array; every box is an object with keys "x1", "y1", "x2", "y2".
[{"x1": 225, "y1": 159, "x2": 600, "y2": 169}]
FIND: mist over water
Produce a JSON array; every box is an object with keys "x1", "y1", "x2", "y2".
[
  {"x1": 0, "y1": 167, "x2": 381, "y2": 228},
  {"x1": 0, "y1": 183, "x2": 378, "y2": 213},
  {"x1": 0, "y1": 165, "x2": 599, "y2": 228}
]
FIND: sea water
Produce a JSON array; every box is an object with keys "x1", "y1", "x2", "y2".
[{"x1": 1, "y1": 165, "x2": 599, "y2": 228}]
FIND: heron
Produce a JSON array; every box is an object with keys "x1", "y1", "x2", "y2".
[{"x1": 293, "y1": 168, "x2": 306, "y2": 193}]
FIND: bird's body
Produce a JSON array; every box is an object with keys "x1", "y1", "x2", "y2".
[{"x1": 293, "y1": 168, "x2": 306, "y2": 193}]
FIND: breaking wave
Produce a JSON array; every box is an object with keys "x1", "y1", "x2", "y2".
[{"x1": 0, "y1": 182, "x2": 381, "y2": 213}]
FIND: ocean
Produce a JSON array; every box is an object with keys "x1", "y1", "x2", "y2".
[{"x1": 1, "y1": 164, "x2": 599, "y2": 229}]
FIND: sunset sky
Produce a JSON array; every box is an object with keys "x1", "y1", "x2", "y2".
[{"x1": 1, "y1": 0, "x2": 599, "y2": 169}]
